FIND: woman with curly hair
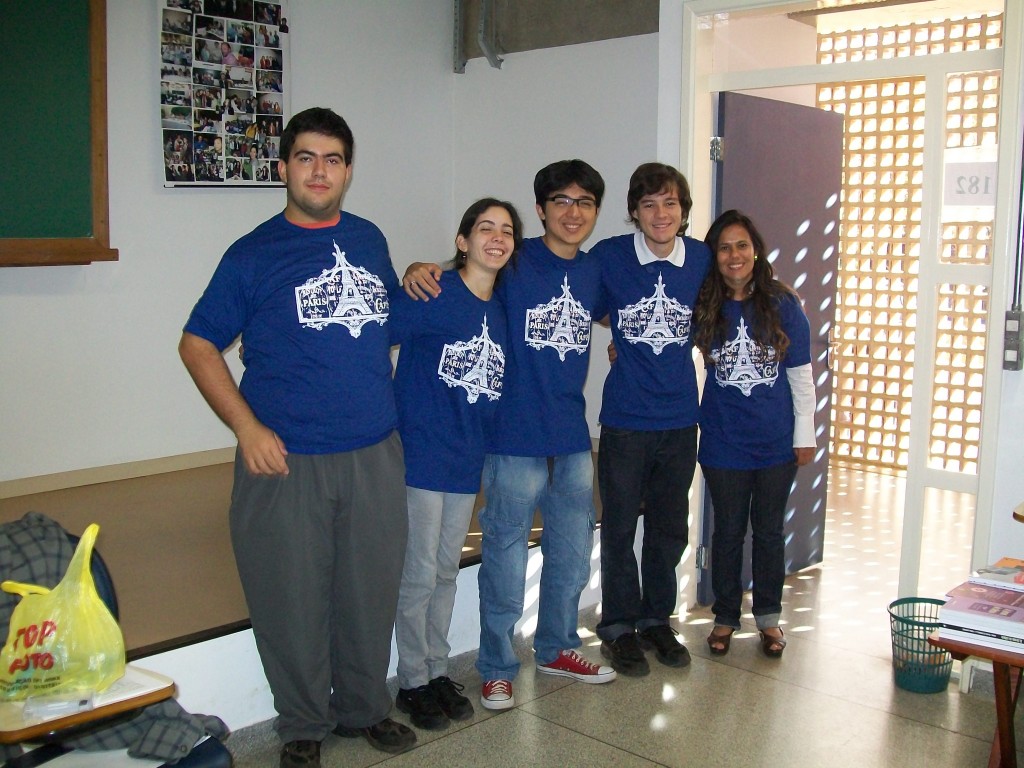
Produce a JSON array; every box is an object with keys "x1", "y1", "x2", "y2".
[{"x1": 694, "y1": 210, "x2": 816, "y2": 658}]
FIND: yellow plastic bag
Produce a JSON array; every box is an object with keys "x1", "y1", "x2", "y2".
[{"x1": 0, "y1": 524, "x2": 125, "y2": 700}]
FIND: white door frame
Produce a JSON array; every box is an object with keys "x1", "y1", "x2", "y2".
[{"x1": 664, "y1": 0, "x2": 1024, "y2": 596}]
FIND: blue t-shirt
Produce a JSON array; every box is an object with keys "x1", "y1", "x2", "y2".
[
  {"x1": 183, "y1": 211, "x2": 399, "y2": 454},
  {"x1": 391, "y1": 270, "x2": 507, "y2": 493},
  {"x1": 593, "y1": 233, "x2": 711, "y2": 431},
  {"x1": 698, "y1": 292, "x2": 811, "y2": 469},
  {"x1": 488, "y1": 237, "x2": 606, "y2": 457}
]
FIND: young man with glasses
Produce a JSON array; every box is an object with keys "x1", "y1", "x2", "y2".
[{"x1": 403, "y1": 160, "x2": 616, "y2": 711}]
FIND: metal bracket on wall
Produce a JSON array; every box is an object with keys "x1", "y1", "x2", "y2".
[
  {"x1": 1005, "y1": 122, "x2": 1024, "y2": 371},
  {"x1": 478, "y1": 0, "x2": 503, "y2": 69},
  {"x1": 453, "y1": 0, "x2": 467, "y2": 73}
]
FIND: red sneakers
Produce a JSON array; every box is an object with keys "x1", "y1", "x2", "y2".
[
  {"x1": 481, "y1": 679, "x2": 515, "y2": 710},
  {"x1": 536, "y1": 649, "x2": 617, "y2": 684}
]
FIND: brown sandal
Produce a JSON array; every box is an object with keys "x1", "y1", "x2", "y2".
[
  {"x1": 759, "y1": 628, "x2": 786, "y2": 658},
  {"x1": 706, "y1": 627, "x2": 734, "y2": 656}
]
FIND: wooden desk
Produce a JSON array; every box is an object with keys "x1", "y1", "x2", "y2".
[
  {"x1": 0, "y1": 665, "x2": 175, "y2": 744},
  {"x1": 929, "y1": 633, "x2": 1024, "y2": 768}
]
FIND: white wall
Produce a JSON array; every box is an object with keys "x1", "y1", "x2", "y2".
[
  {"x1": 989, "y1": 377, "x2": 1024, "y2": 555},
  {"x1": 0, "y1": 0, "x2": 455, "y2": 483}
]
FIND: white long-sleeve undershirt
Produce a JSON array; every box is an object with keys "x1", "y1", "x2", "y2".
[{"x1": 786, "y1": 363, "x2": 816, "y2": 448}]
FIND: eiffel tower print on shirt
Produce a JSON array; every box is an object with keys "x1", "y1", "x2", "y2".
[
  {"x1": 294, "y1": 241, "x2": 389, "y2": 336},
  {"x1": 525, "y1": 275, "x2": 591, "y2": 361},
  {"x1": 438, "y1": 315, "x2": 506, "y2": 404},
  {"x1": 617, "y1": 273, "x2": 691, "y2": 355},
  {"x1": 711, "y1": 316, "x2": 780, "y2": 396}
]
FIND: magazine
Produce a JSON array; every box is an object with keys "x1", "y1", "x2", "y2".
[
  {"x1": 941, "y1": 582, "x2": 1024, "y2": 636},
  {"x1": 937, "y1": 623, "x2": 1024, "y2": 652},
  {"x1": 969, "y1": 557, "x2": 1024, "y2": 591}
]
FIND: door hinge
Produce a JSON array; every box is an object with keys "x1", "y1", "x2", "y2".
[
  {"x1": 695, "y1": 544, "x2": 709, "y2": 570},
  {"x1": 710, "y1": 136, "x2": 723, "y2": 163}
]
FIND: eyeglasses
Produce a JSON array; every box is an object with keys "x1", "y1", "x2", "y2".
[{"x1": 546, "y1": 195, "x2": 598, "y2": 212}]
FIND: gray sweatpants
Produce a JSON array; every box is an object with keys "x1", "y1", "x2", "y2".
[{"x1": 229, "y1": 432, "x2": 407, "y2": 743}]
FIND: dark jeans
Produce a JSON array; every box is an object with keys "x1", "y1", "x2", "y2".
[
  {"x1": 702, "y1": 461, "x2": 798, "y2": 630},
  {"x1": 597, "y1": 425, "x2": 698, "y2": 641}
]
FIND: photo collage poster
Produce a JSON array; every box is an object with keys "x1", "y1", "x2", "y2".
[{"x1": 159, "y1": 0, "x2": 290, "y2": 187}]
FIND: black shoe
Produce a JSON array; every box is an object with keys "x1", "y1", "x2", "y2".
[
  {"x1": 396, "y1": 684, "x2": 449, "y2": 730},
  {"x1": 639, "y1": 624, "x2": 691, "y2": 668},
  {"x1": 600, "y1": 632, "x2": 650, "y2": 677},
  {"x1": 333, "y1": 717, "x2": 416, "y2": 754},
  {"x1": 428, "y1": 676, "x2": 474, "y2": 721},
  {"x1": 280, "y1": 739, "x2": 320, "y2": 767}
]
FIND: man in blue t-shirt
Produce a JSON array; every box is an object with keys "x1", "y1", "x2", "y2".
[
  {"x1": 179, "y1": 108, "x2": 414, "y2": 767},
  {"x1": 403, "y1": 160, "x2": 616, "y2": 712},
  {"x1": 590, "y1": 163, "x2": 712, "y2": 677}
]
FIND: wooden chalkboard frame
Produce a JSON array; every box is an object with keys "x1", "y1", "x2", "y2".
[{"x1": 0, "y1": 0, "x2": 118, "y2": 267}]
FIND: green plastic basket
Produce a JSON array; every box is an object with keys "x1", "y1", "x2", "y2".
[{"x1": 888, "y1": 597, "x2": 953, "y2": 693}]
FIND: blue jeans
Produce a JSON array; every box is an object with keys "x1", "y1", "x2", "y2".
[
  {"x1": 476, "y1": 452, "x2": 596, "y2": 681},
  {"x1": 395, "y1": 488, "x2": 476, "y2": 689},
  {"x1": 596, "y1": 426, "x2": 697, "y2": 642},
  {"x1": 702, "y1": 461, "x2": 798, "y2": 630}
]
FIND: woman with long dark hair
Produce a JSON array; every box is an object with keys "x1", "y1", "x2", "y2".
[
  {"x1": 694, "y1": 210, "x2": 816, "y2": 658},
  {"x1": 390, "y1": 198, "x2": 521, "y2": 730}
]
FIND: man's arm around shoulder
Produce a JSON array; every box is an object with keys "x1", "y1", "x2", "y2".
[
  {"x1": 178, "y1": 332, "x2": 289, "y2": 475},
  {"x1": 401, "y1": 262, "x2": 444, "y2": 301}
]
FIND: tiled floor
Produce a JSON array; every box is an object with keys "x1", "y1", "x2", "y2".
[{"x1": 227, "y1": 466, "x2": 1013, "y2": 767}]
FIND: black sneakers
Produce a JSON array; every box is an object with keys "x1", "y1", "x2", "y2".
[
  {"x1": 429, "y1": 676, "x2": 474, "y2": 721},
  {"x1": 333, "y1": 717, "x2": 416, "y2": 753},
  {"x1": 600, "y1": 632, "x2": 650, "y2": 677},
  {"x1": 639, "y1": 625, "x2": 691, "y2": 668},
  {"x1": 397, "y1": 684, "x2": 449, "y2": 730},
  {"x1": 280, "y1": 739, "x2": 320, "y2": 767}
]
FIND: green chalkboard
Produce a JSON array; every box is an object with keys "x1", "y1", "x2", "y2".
[
  {"x1": 0, "y1": 0, "x2": 117, "y2": 266},
  {"x1": 4, "y1": 2, "x2": 92, "y2": 238}
]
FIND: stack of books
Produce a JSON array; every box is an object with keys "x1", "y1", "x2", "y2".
[{"x1": 938, "y1": 557, "x2": 1024, "y2": 651}]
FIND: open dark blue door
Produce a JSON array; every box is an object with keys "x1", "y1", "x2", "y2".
[{"x1": 697, "y1": 91, "x2": 842, "y2": 606}]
